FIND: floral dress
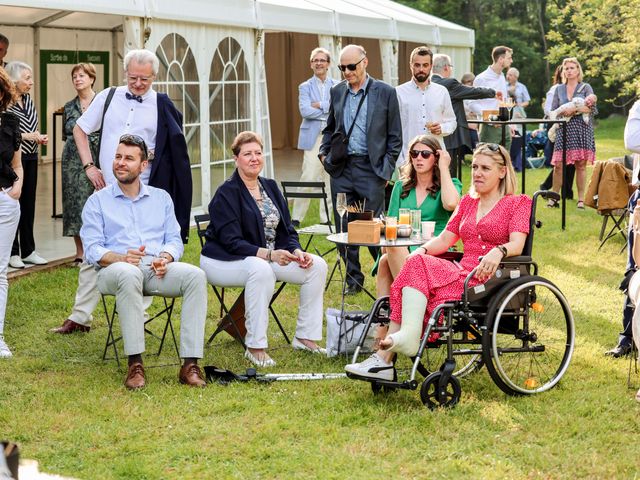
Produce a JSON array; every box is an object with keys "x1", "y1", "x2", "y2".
[
  {"x1": 389, "y1": 194, "x2": 532, "y2": 325},
  {"x1": 61, "y1": 97, "x2": 99, "y2": 236}
]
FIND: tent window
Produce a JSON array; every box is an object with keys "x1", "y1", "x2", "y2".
[
  {"x1": 154, "y1": 33, "x2": 201, "y2": 208},
  {"x1": 209, "y1": 36, "x2": 250, "y2": 191}
]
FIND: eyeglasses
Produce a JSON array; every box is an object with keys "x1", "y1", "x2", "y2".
[
  {"x1": 409, "y1": 149, "x2": 435, "y2": 160},
  {"x1": 338, "y1": 57, "x2": 365, "y2": 72},
  {"x1": 126, "y1": 75, "x2": 152, "y2": 84},
  {"x1": 312, "y1": 58, "x2": 328, "y2": 64},
  {"x1": 119, "y1": 134, "x2": 149, "y2": 159},
  {"x1": 475, "y1": 142, "x2": 507, "y2": 163}
]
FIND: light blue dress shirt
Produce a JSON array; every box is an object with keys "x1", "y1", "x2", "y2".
[
  {"x1": 81, "y1": 181, "x2": 183, "y2": 267},
  {"x1": 343, "y1": 76, "x2": 370, "y2": 155}
]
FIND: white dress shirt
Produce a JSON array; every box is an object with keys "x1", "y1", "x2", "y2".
[
  {"x1": 76, "y1": 86, "x2": 158, "y2": 186},
  {"x1": 396, "y1": 79, "x2": 456, "y2": 165},
  {"x1": 469, "y1": 66, "x2": 508, "y2": 117}
]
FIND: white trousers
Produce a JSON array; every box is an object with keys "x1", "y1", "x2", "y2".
[
  {"x1": 627, "y1": 270, "x2": 640, "y2": 356},
  {"x1": 0, "y1": 190, "x2": 20, "y2": 334},
  {"x1": 68, "y1": 260, "x2": 152, "y2": 327},
  {"x1": 97, "y1": 262, "x2": 207, "y2": 358},
  {"x1": 200, "y1": 254, "x2": 328, "y2": 349},
  {"x1": 292, "y1": 134, "x2": 333, "y2": 224}
]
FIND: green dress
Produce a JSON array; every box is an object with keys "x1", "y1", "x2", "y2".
[
  {"x1": 372, "y1": 177, "x2": 463, "y2": 275},
  {"x1": 61, "y1": 97, "x2": 99, "y2": 237}
]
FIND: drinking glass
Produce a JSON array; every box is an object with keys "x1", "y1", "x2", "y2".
[
  {"x1": 336, "y1": 192, "x2": 347, "y2": 235},
  {"x1": 150, "y1": 257, "x2": 164, "y2": 294},
  {"x1": 398, "y1": 208, "x2": 411, "y2": 225},
  {"x1": 411, "y1": 210, "x2": 421, "y2": 239},
  {"x1": 385, "y1": 217, "x2": 398, "y2": 242}
]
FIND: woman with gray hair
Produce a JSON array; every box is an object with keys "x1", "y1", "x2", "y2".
[{"x1": 5, "y1": 61, "x2": 48, "y2": 268}]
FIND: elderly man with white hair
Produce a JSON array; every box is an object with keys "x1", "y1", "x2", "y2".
[{"x1": 50, "y1": 49, "x2": 192, "y2": 335}]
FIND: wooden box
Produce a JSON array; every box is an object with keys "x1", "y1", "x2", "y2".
[
  {"x1": 348, "y1": 220, "x2": 380, "y2": 244},
  {"x1": 482, "y1": 109, "x2": 499, "y2": 121}
]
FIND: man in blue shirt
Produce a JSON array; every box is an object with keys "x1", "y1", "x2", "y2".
[
  {"x1": 81, "y1": 134, "x2": 206, "y2": 389},
  {"x1": 319, "y1": 44, "x2": 402, "y2": 294}
]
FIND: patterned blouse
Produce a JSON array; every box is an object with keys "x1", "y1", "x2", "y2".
[
  {"x1": 9, "y1": 94, "x2": 38, "y2": 155},
  {"x1": 253, "y1": 183, "x2": 281, "y2": 249}
]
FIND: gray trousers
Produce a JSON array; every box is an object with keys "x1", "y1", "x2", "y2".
[{"x1": 97, "y1": 262, "x2": 207, "y2": 358}]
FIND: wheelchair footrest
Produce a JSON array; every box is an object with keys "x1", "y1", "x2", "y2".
[{"x1": 346, "y1": 372, "x2": 418, "y2": 391}]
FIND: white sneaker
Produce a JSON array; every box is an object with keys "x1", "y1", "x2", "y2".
[
  {"x1": 9, "y1": 255, "x2": 25, "y2": 269},
  {"x1": 345, "y1": 353, "x2": 395, "y2": 381},
  {"x1": 0, "y1": 336, "x2": 12, "y2": 358},
  {"x1": 22, "y1": 252, "x2": 48, "y2": 265}
]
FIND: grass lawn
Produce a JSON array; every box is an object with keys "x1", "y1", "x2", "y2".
[{"x1": 1, "y1": 117, "x2": 639, "y2": 479}]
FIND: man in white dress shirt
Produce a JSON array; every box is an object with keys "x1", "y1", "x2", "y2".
[
  {"x1": 395, "y1": 46, "x2": 456, "y2": 168},
  {"x1": 470, "y1": 45, "x2": 513, "y2": 148}
]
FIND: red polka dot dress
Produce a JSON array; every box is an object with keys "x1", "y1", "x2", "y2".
[{"x1": 389, "y1": 194, "x2": 532, "y2": 325}]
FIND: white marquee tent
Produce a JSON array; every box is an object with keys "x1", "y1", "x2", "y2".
[{"x1": 1, "y1": 0, "x2": 474, "y2": 214}]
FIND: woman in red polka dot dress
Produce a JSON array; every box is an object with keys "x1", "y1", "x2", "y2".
[{"x1": 345, "y1": 143, "x2": 532, "y2": 381}]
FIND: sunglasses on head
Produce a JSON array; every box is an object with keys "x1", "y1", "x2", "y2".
[
  {"x1": 119, "y1": 133, "x2": 149, "y2": 159},
  {"x1": 474, "y1": 142, "x2": 507, "y2": 162},
  {"x1": 338, "y1": 57, "x2": 365, "y2": 72},
  {"x1": 409, "y1": 149, "x2": 436, "y2": 160}
]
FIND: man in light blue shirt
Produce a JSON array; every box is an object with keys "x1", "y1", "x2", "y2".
[{"x1": 81, "y1": 134, "x2": 206, "y2": 390}]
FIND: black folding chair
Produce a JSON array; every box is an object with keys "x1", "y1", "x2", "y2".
[
  {"x1": 280, "y1": 181, "x2": 341, "y2": 290},
  {"x1": 598, "y1": 209, "x2": 628, "y2": 253},
  {"x1": 101, "y1": 294, "x2": 179, "y2": 368},
  {"x1": 194, "y1": 213, "x2": 291, "y2": 346}
]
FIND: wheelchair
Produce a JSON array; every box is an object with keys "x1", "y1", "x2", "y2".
[{"x1": 346, "y1": 191, "x2": 575, "y2": 409}]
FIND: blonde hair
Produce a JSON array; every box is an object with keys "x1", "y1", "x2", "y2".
[
  {"x1": 469, "y1": 143, "x2": 517, "y2": 198},
  {"x1": 561, "y1": 57, "x2": 583, "y2": 83}
]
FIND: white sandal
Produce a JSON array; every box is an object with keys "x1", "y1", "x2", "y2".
[{"x1": 244, "y1": 349, "x2": 276, "y2": 368}]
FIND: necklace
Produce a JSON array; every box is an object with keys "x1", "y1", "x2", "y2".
[
  {"x1": 79, "y1": 92, "x2": 95, "y2": 112},
  {"x1": 477, "y1": 197, "x2": 501, "y2": 220}
]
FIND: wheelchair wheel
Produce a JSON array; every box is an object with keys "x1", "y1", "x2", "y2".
[
  {"x1": 420, "y1": 372, "x2": 461, "y2": 409},
  {"x1": 422, "y1": 331, "x2": 483, "y2": 378},
  {"x1": 482, "y1": 276, "x2": 575, "y2": 396}
]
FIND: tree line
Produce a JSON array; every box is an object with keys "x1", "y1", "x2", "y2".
[{"x1": 398, "y1": 0, "x2": 639, "y2": 118}]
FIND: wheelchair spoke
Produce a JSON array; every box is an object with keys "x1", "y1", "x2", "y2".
[{"x1": 484, "y1": 277, "x2": 575, "y2": 395}]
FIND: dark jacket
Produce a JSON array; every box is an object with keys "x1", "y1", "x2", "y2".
[
  {"x1": 319, "y1": 77, "x2": 402, "y2": 181},
  {"x1": 148, "y1": 93, "x2": 193, "y2": 243},
  {"x1": 201, "y1": 170, "x2": 301, "y2": 261},
  {"x1": 0, "y1": 112, "x2": 20, "y2": 188},
  {"x1": 431, "y1": 74, "x2": 495, "y2": 152}
]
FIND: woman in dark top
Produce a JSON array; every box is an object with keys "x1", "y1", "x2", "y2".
[
  {"x1": 200, "y1": 131, "x2": 328, "y2": 367},
  {"x1": 61, "y1": 63, "x2": 98, "y2": 262},
  {"x1": 0, "y1": 67, "x2": 24, "y2": 357},
  {"x1": 5, "y1": 61, "x2": 48, "y2": 268}
]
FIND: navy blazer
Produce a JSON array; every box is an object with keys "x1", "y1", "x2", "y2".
[
  {"x1": 319, "y1": 76, "x2": 402, "y2": 181},
  {"x1": 148, "y1": 93, "x2": 193, "y2": 244},
  {"x1": 201, "y1": 170, "x2": 301, "y2": 261}
]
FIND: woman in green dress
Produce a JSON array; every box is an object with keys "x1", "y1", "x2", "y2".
[
  {"x1": 61, "y1": 63, "x2": 98, "y2": 262},
  {"x1": 376, "y1": 134, "x2": 462, "y2": 296}
]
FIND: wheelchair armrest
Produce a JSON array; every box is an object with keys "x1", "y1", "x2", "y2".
[
  {"x1": 436, "y1": 251, "x2": 463, "y2": 262},
  {"x1": 501, "y1": 256, "x2": 532, "y2": 264}
]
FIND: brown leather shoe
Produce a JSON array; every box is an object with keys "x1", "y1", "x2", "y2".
[
  {"x1": 49, "y1": 319, "x2": 90, "y2": 334},
  {"x1": 124, "y1": 362, "x2": 146, "y2": 390},
  {"x1": 179, "y1": 363, "x2": 206, "y2": 387}
]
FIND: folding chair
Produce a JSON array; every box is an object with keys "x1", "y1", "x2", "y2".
[
  {"x1": 194, "y1": 213, "x2": 291, "y2": 347},
  {"x1": 598, "y1": 208, "x2": 628, "y2": 253},
  {"x1": 280, "y1": 181, "x2": 341, "y2": 290},
  {"x1": 101, "y1": 294, "x2": 179, "y2": 368}
]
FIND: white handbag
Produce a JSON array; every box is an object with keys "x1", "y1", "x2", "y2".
[{"x1": 325, "y1": 308, "x2": 376, "y2": 357}]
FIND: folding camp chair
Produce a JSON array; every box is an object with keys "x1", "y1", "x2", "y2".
[
  {"x1": 598, "y1": 208, "x2": 628, "y2": 253},
  {"x1": 280, "y1": 181, "x2": 341, "y2": 290},
  {"x1": 101, "y1": 294, "x2": 179, "y2": 368},
  {"x1": 194, "y1": 213, "x2": 291, "y2": 346}
]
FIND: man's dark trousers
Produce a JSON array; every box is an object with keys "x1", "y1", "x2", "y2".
[{"x1": 330, "y1": 155, "x2": 386, "y2": 289}]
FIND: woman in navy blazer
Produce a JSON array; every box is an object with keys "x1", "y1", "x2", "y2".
[{"x1": 200, "y1": 132, "x2": 328, "y2": 367}]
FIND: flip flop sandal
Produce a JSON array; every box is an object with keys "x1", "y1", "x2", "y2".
[
  {"x1": 577, "y1": 201, "x2": 585, "y2": 209},
  {"x1": 546, "y1": 198, "x2": 559, "y2": 208}
]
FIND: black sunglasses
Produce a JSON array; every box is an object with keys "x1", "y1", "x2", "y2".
[
  {"x1": 338, "y1": 57, "x2": 365, "y2": 72},
  {"x1": 119, "y1": 134, "x2": 149, "y2": 159},
  {"x1": 409, "y1": 149, "x2": 435, "y2": 160},
  {"x1": 475, "y1": 142, "x2": 507, "y2": 163}
]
